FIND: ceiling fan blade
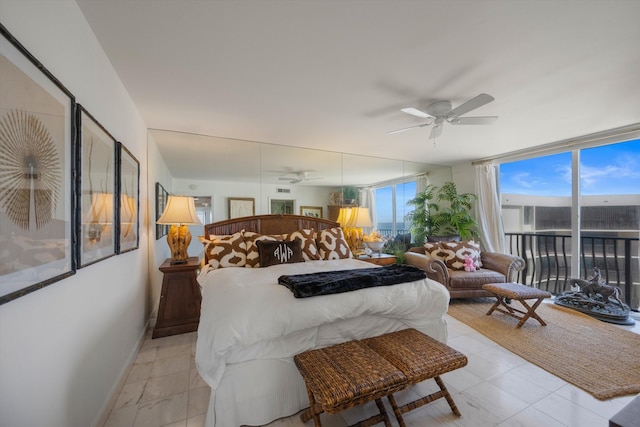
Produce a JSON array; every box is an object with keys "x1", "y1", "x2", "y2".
[
  {"x1": 446, "y1": 93, "x2": 495, "y2": 119},
  {"x1": 449, "y1": 116, "x2": 498, "y2": 125},
  {"x1": 401, "y1": 107, "x2": 434, "y2": 119},
  {"x1": 429, "y1": 124, "x2": 443, "y2": 140},
  {"x1": 387, "y1": 123, "x2": 430, "y2": 135}
]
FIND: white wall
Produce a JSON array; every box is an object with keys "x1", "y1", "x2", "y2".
[
  {"x1": 0, "y1": 2, "x2": 149, "y2": 426},
  {"x1": 147, "y1": 132, "x2": 173, "y2": 320}
]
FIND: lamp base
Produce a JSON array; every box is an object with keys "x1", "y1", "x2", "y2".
[{"x1": 167, "y1": 224, "x2": 192, "y2": 265}]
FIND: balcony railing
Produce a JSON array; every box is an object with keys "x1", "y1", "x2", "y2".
[{"x1": 506, "y1": 232, "x2": 639, "y2": 310}]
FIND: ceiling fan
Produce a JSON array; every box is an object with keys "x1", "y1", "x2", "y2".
[
  {"x1": 388, "y1": 93, "x2": 498, "y2": 140},
  {"x1": 278, "y1": 171, "x2": 323, "y2": 184}
]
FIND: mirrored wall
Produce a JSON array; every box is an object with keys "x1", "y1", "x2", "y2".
[{"x1": 148, "y1": 129, "x2": 452, "y2": 227}]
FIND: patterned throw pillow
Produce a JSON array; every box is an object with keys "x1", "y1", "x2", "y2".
[
  {"x1": 317, "y1": 227, "x2": 353, "y2": 260},
  {"x1": 244, "y1": 231, "x2": 287, "y2": 268},
  {"x1": 204, "y1": 232, "x2": 247, "y2": 268},
  {"x1": 437, "y1": 240, "x2": 483, "y2": 271},
  {"x1": 423, "y1": 241, "x2": 445, "y2": 259},
  {"x1": 256, "y1": 239, "x2": 305, "y2": 267},
  {"x1": 288, "y1": 229, "x2": 320, "y2": 261}
]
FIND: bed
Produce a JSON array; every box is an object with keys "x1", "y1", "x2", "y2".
[{"x1": 195, "y1": 214, "x2": 450, "y2": 427}]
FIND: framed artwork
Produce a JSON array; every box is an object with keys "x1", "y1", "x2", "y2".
[
  {"x1": 228, "y1": 197, "x2": 255, "y2": 219},
  {"x1": 155, "y1": 182, "x2": 169, "y2": 240},
  {"x1": 77, "y1": 105, "x2": 116, "y2": 267},
  {"x1": 270, "y1": 198, "x2": 295, "y2": 215},
  {"x1": 117, "y1": 143, "x2": 139, "y2": 253},
  {"x1": 300, "y1": 206, "x2": 323, "y2": 218},
  {"x1": 0, "y1": 24, "x2": 76, "y2": 304}
]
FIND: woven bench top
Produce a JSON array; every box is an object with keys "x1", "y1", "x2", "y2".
[
  {"x1": 294, "y1": 340, "x2": 407, "y2": 413},
  {"x1": 362, "y1": 328, "x2": 468, "y2": 383},
  {"x1": 482, "y1": 282, "x2": 552, "y2": 299}
]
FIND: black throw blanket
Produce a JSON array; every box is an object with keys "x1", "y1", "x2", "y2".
[{"x1": 278, "y1": 264, "x2": 427, "y2": 298}]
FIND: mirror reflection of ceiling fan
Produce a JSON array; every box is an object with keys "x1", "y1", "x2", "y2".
[
  {"x1": 278, "y1": 171, "x2": 323, "y2": 184},
  {"x1": 388, "y1": 93, "x2": 498, "y2": 140}
]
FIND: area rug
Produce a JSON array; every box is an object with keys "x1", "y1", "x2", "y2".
[{"x1": 447, "y1": 300, "x2": 640, "y2": 400}]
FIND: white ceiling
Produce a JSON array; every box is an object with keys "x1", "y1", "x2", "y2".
[{"x1": 76, "y1": 0, "x2": 640, "y2": 180}]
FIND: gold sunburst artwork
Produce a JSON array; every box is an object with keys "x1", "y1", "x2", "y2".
[{"x1": 0, "y1": 109, "x2": 62, "y2": 230}]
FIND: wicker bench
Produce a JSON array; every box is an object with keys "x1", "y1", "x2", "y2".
[
  {"x1": 482, "y1": 282, "x2": 552, "y2": 328},
  {"x1": 362, "y1": 328, "x2": 468, "y2": 427},
  {"x1": 294, "y1": 339, "x2": 407, "y2": 427}
]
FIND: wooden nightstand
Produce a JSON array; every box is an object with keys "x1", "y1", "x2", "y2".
[
  {"x1": 359, "y1": 253, "x2": 397, "y2": 266},
  {"x1": 153, "y1": 257, "x2": 201, "y2": 339}
]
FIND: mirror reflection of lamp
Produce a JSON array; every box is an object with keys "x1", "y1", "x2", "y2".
[
  {"x1": 344, "y1": 207, "x2": 373, "y2": 255},
  {"x1": 84, "y1": 192, "x2": 114, "y2": 243},
  {"x1": 156, "y1": 195, "x2": 202, "y2": 264}
]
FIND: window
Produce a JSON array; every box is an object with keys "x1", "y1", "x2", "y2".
[
  {"x1": 499, "y1": 138, "x2": 640, "y2": 308},
  {"x1": 374, "y1": 180, "x2": 416, "y2": 238}
]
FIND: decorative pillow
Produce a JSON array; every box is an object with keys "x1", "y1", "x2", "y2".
[
  {"x1": 317, "y1": 227, "x2": 353, "y2": 260},
  {"x1": 244, "y1": 231, "x2": 287, "y2": 268},
  {"x1": 256, "y1": 239, "x2": 304, "y2": 267},
  {"x1": 204, "y1": 232, "x2": 247, "y2": 268},
  {"x1": 437, "y1": 240, "x2": 482, "y2": 271},
  {"x1": 288, "y1": 229, "x2": 320, "y2": 261},
  {"x1": 423, "y1": 241, "x2": 444, "y2": 259}
]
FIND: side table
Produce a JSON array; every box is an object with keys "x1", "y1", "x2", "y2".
[
  {"x1": 153, "y1": 257, "x2": 201, "y2": 339},
  {"x1": 359, "y1": 253, "x2": 397, "y2": 266}
]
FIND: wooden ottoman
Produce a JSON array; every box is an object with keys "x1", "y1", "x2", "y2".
[
  {"x1": 362, "y1": 328, "x2": 468, "y2": 427},
  {"x1": 294, "y1": 340, "x2": 408, "y2": 427},
  {"x1": 482, "y1": 282, "x2": 552, "y2": 328}
]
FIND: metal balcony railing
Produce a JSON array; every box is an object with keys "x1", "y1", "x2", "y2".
[{"x1": 506, "y1": 232, "x2": 639, "y2": 310}]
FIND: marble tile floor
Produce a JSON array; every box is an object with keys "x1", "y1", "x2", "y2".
[{"x1": 104, "y1": 309, "x2": 640, "y2": 427}]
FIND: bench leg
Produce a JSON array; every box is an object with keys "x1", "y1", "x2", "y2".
[
  {"x1": 516, "y1": 297, "x2": 546, "y2": 328},
  {"x1": 301, "y1": 384, "x2": 322, "y2": 426},
  {"x1": 386, "y1": 394, "x2": 407, "y2": 427},
  {"x1": 386, "y1": 376, "x2": 462, "y2": 424}
]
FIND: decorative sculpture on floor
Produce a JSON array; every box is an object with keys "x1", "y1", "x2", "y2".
[{"x1": 555, "y1": 267, "x2": 634, "y2": 325}]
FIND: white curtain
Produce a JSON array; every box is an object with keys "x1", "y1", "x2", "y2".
[
  {"x1": 416, "y1": 174, "x2": 429, "y2": 194},
  {"x1": 475, "y1": 163, "x2": 506, "y2": 253},
  {"x1": 359, "y1": 188, "x2": 376, "y2": 226}
]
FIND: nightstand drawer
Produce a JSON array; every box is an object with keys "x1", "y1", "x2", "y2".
[{"x1": 359, "y1": 254, "x2": 396, "y2": 266}]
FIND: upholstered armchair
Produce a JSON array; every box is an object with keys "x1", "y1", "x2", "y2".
[{"x1": 405, "y1": 244, "x2": 525, "y2": 299}]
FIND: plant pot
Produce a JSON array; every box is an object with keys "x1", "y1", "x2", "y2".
[{"x1": 427, "y1": 235, "x2": 461, "y2": 243}]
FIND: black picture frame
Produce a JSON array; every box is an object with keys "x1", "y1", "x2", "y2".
[
  {"x1": 77, "y1": 105, "x2": 117, "y2": 267},
  {"x1": 155, "y1": 182, "x2": 169, "y2": 240},
  {"x1": 116, "y1": 143, "x2": 139, "y2": 253},
  {"x1": 0, "y1": 23, "x2": 77, "y2": 304}
]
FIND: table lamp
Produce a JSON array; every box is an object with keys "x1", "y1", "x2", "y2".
[
  {"x1": 345, "y1": 207, "x2": 373, "y2": 254},
  {"x1": 157, "y1": 195, "x2": 202, "y2": 264}
]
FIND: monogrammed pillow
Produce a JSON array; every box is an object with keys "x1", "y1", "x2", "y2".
[
  {"x1": 317, "y1": 227, "x2": 353, "y2": 260},
  {"x1": 244, "y1": 231, "x2": 287, "y2": 268},
  {"x1": 204, "y1": 232, "x2": 247, "y2": 268},
  {"x1": 256, "y1": 239, "x2": 304, "y2": 267},
  {"x1": 288, "y1": 229, "x2": 320, "y2": 261},
  {"x1": 437, "y1": 240, "x2": 482, "y2": 270}
]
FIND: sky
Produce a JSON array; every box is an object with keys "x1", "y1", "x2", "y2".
[{"x1": 499, "y1": 138, "x2": 640, "y2": 196}]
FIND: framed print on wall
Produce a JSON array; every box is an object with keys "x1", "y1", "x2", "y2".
[
  {"x1": 155, "y1": 182, "x2": 169, "y2": 240},
  {"x1": 300, "y1": 206, "x2": 323, "y2": 218},
  {"x1": 0, "y1": 24, "x2": 76, "y2": 304},
  {"x1": 228, "y1": 197, "x2": 255, "y2": 219},
  {"x1": 77, "y1": 105, "x2": 116, "y2": 267},
  {"x1": 117, "y1": 143, "x2": 139, "y2": 253},
  {"x1": 269, "y1": 198, "x2": 295, "y2": 215}
]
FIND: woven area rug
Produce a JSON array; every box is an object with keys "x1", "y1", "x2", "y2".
[{"x1": 447, "y1": 300, "x2": 640, "y2": 400}]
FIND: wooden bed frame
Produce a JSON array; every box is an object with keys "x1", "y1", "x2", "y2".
[{"x1": 203, "y1": 214, "x2": 339, "y2": 238}]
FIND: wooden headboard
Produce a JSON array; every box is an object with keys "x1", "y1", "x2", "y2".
[{"x1": 203, "y1": 214, "x2": 339, "y2": 238}]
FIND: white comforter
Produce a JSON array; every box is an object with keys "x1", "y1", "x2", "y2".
[{"x1": 195, "y1": 258, "x2": 449, "y2": 388}]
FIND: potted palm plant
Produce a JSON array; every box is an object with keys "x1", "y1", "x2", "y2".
[{"x1": 406, "y1": 181, "x2": 479, "y2": 244}]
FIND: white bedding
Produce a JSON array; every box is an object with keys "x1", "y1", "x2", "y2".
[{"x1": 195, "y1": 258, "x2": 450, "y2": 427}]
